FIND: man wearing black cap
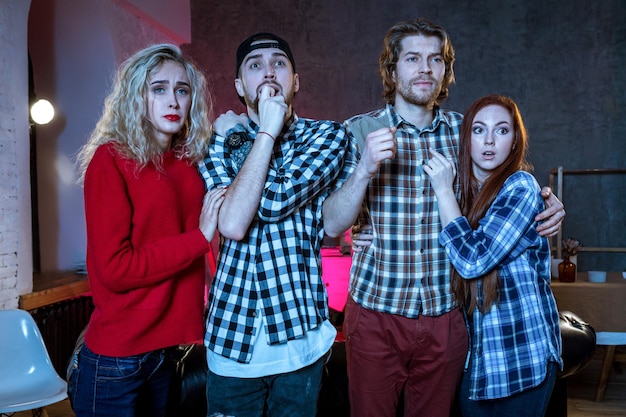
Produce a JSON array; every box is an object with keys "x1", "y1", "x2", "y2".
[{"x1": 198, "y1": 33, "x2": 349, "y2": 417}]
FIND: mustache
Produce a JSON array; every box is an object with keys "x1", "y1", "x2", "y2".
[{"x1": 410, "y1": 76, "x2": 436, "y2": 83}]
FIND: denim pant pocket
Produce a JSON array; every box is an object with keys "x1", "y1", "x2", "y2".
[{"x1": 68, "y1": 344, "x2": 174, "y2": 417}]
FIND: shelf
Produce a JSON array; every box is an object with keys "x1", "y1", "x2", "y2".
[
  {"x1": 549, "y1": 167, "x2": 626, "y2": 258},
  {"x1": 578, "y1": 247, "x2": 626, "y2": 253},
  {"x1": 19, "y1": 271, "x2": 90, "y2": 311}
]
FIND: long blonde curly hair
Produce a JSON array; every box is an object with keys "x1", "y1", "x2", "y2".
[{"x1": 76, "y1": 43, "x2": 213, "y2": 185}]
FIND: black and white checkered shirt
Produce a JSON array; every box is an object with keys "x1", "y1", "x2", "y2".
[{"x1": 199, "y1": 115, "x2": 348, "y2": 363}]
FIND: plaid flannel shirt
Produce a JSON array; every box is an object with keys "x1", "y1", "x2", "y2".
[
  {"x1": 340, "y1": 104, "x2": 463, "y2": 318},
  {"x1": 199, "y1": 115, "x2": 347, "y2": 363},
  {"x1": 440, "y1": 171, "x2": 562, "y2": 400}
]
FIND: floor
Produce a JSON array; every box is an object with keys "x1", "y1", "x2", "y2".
[
  {"x1": 565, "y1": 345, "x2": 626, "y2": 417},
  {"x1": 11, "y1": 347, "x2": 626, "y2": 417}
]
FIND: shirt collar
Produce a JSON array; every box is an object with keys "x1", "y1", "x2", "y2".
[{"x1": 385, "y1": 103, "x2": 452, "y2": 133}]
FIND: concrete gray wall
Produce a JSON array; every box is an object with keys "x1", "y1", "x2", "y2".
[
  {"x1": 185, "y1": 0, "x2": 626, "y2": 272},
  {"x1": 5, "y1": 0, "x2": 624, "y2": 298}
]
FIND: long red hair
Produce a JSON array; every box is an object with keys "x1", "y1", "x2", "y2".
[{"x1": 452, "y1": 94, "x2": 533, "y2": 313}]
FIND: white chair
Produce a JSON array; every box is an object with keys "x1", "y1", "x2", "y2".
[
  {"x1": 594, "y1": 332, "x2": 626, "y2": 402},
  {"x1": 0, "y1": 309, "x2": 68, "y2": 416}
]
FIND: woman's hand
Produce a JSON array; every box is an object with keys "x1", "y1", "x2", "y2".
[
  {"x1": 423, "y1": 148, "x2": 461, "y2": 227},
  {"x1": 199, "y1": 187, "x2": 227, "y2": 242},
  {"x1": 423, "y1": 148, "x2": 456, "y2": 192}
]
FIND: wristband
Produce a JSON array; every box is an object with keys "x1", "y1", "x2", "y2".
[{"x1": 257, "y1": 131, "x2": 276, "y2": 142}]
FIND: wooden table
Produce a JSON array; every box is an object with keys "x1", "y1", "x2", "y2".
[
  {"x1": 550, "y1": 272, "x2": 626, "y2": 401},
  {"x1": 19, "y1": 271, "x2": 90, "y2": 311},
  {"x1": 551, "y1": 272, "x2": 626, "y2": 332}
]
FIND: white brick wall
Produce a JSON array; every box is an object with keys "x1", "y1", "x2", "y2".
[{"x1": 0, "y1": 0, "x2": 32, "y2": 310}]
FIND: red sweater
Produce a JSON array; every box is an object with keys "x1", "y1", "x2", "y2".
[{"x1": 83, "y1": 143, "x2": 209, "y2": 356}]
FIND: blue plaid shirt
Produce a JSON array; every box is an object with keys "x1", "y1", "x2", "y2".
[
  {"x1": 440, "y1": 171, "x2": 562, "y2": 400},
  {"x1": 199, "y1": 115, "x2": 347, "y2": 363},
  {"x1": 340, "y1": 104, "x2": 463, "y2": 317}
]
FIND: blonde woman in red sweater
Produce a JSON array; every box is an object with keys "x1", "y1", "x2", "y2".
[{"x1": 69, "y1": 44, "x2": 225, "y2": 417}]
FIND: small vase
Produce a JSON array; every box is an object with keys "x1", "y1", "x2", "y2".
[{"x1": 558, "y1": 256, "x2": 576, "y2": 282}]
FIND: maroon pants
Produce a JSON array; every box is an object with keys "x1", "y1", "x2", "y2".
[{"x1": 344, "y1": 297, "x2": 467, "y2": 417}]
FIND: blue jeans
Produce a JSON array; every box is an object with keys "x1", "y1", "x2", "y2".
[
  {"x1": 206, "y1": 352, "x2": 327, "y2": 417},
  {"x1": 458, "y1": 361, "x2": 559, "y2": 417},
  {"x1": 68, "y1": 343, "x2": 175, "y2": 417}
]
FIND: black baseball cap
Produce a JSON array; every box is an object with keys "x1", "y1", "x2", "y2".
[{"x1": 235, "y1": 32, "x2": 296, "y2": 77}]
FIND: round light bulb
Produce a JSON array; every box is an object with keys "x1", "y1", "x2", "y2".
[{"x1": 30, "y1": 99, "x2": 55, "y2": 125}]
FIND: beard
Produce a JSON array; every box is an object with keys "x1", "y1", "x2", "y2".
[{"x1": 395, "y1": 75, "x2": 442, "y2": 107}]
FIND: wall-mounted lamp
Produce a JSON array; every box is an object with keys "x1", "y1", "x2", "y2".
[{"x1": 30, "y1": 98, "x2": 55, "y2": 125}]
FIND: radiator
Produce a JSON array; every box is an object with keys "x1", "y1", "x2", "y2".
[{"x1": 29, "y1": 295, "x2": 94, "y2": 378}]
